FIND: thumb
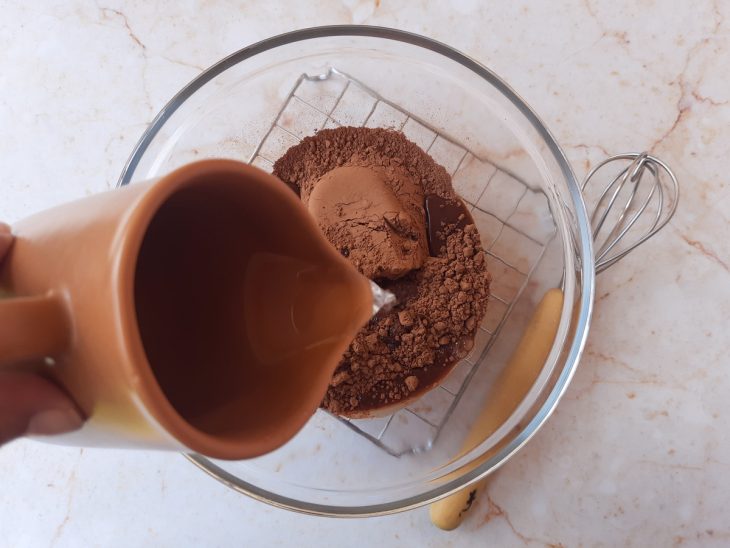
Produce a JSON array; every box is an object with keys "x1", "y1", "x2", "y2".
[
  {"x1": 0, "y1": 222, "x2": 12, "y2": 260},
  {"x1": 0, "y1": 372, "x2": 84, "y2": 445}
]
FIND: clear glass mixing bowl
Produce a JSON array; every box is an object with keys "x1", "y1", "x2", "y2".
[{"x1": 118, "y1": 26, "x2": 594, "y2": 516}]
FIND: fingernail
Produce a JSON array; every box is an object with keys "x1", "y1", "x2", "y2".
[{"x1": 26, "y1": 408, "x2": 84, "y2": 436}]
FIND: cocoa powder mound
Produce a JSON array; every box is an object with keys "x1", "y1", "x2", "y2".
[
  {"x1": 273, "y1": 127, "x2": 453, "y2": 200},
  {"x1": 273, "y1": 127, "x2": 490, "y2": 415},
  {"x1": 306, "y1": 165, "x2": 428, "y2": 280}
]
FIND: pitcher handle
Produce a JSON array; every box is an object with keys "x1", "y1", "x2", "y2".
[{"x1": 0, "y1": 292, "x2": 70, "y2": 367}]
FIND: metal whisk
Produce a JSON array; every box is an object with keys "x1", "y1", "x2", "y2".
[{"x1": 582, "y1": 152, "x2": 679, "y2": 273}]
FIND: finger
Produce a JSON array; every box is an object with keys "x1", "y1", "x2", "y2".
[
  {"x1": 0, "y1": 372, "x2": 84, "y2": 445},
  {"x1": 0, "y1": 223, "x2": 12, "y2": 259}
]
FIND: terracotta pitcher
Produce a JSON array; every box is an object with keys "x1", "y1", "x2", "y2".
[{"x1": 0, "y1": 159, "x2": 373, "y2": 459}]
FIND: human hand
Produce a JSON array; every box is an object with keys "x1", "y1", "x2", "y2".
[{"x1": 0, "y1": 223, "x2": 84, "y2": 445}]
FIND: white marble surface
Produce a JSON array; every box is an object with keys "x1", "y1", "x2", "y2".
[{"x1": 1, "y1": 1, "x2": 729, "y2": 546}]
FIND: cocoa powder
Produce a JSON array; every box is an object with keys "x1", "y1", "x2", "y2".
[
  {"x1": 273, "y1": 127, "x2": 490, "y2": 415},
  {"x1": 306, "y1": 166, "x2": 428, "y2": 280}
]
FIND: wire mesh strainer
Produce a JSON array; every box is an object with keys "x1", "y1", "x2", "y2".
[{"x1": 246, "y1": 67, "x2": 678, "y2": 457}]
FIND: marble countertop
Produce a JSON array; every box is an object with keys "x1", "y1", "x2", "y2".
[{"x1": 1, "y1": 1, "x2": 728, "y2": 546}]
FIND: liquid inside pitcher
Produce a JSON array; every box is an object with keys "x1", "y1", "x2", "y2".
[{"x1": 133, "y1": 174, "x2": 373, "y2": 446}]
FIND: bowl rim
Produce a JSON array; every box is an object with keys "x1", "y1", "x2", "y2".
[{"x1": 117, "y1": 24, "x2": 595, "y2": 517}]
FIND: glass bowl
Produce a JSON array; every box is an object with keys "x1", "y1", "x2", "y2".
[{"x1": 118, "y1": 26, "x2": 594, "y2": 516}]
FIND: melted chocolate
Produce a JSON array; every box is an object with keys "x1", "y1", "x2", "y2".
[{"x1": 425, "y1": 194, "x2": 471, "y2": 256}]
